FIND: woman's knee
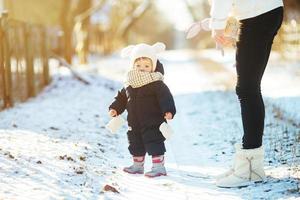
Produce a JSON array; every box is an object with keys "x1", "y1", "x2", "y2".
[{"x1": 235, "y1": 84, "x2": 261, "y2": 98}]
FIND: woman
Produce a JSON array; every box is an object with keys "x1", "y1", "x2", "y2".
[{"x1": 210, "y1": 0, "x2": 284, "y2": 187}]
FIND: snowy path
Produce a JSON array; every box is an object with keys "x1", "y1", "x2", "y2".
[
  {"x1": 0, "y1": 50, "x2": 299, "y2": 200},
  {"x1": 99, "y1": 50, "x2": 299, "y2": 200}
]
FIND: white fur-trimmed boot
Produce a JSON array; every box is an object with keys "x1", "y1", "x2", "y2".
[
  {"x1": 216, "y1": 145, "x2": 266, "y2": 188},
  {"x1": 123, "y1": 156, "x2": 145, "y2": 174},
  {"x1": 216, "y1": 143, "x2": 241, "y2": 180}
]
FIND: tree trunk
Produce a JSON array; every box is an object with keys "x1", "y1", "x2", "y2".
[
  {"x1": 24, "y1": 24, "x2": 35, "y2": 98},
  {"x1": 41, "y1": 27, "x2": 50, "y2": 86},
  {"x1": 0, "y1": 13, "x2": 5, "y2": 109},
  {"x1": 1, "y1": 11, "x2": 13, "y2": 107},
  {"x1": 74, "y1": 0, "x2": 92, "y2": 64},
  {"x1": 60, "y1": 0, "x2": 73, "y2": 64}
]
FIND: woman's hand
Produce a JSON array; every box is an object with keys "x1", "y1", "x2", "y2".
[
  {"x1": 212, "y1": 29, "x2": 232, "y2": 47},
  {"x1": 109, "y1": 109, "x2": 118, "y2": 117},
  {"x1": 164, "y1": 112, "x2": 173, "y2": 120}
]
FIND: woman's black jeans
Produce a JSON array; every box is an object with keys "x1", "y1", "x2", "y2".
[{"x1": 235, "y1": 7, "x2": 283, "y2": 149}]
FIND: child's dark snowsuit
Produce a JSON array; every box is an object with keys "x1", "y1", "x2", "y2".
[{"x1": 109, "y1": 61, "x2": 176, "y2": 156}]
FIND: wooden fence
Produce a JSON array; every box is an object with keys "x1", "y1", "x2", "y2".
[{"x1": 0, "y1": 11, "x2": 52, "y2": 110}]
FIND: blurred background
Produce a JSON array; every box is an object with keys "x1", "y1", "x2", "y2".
[
  {"x1": 0, "y1": 2, "x2": 299, "y2": 197},
  {"x1": 0, "y1": 0, "x2": 299, "y2": 108}
]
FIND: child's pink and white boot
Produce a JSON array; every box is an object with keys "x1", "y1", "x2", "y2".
[
  {"x1": 145, "y1": 155, "x2": 167, "y2": 178},
  {"x1": 123, "y1": 156, "x2": 145, "y2": 174}
]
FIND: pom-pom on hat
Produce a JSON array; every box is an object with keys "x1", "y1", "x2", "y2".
[{"x1": 121, "y1": 42, "x2": 166, "y2": 71}]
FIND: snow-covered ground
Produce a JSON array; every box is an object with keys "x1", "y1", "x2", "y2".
[{"x1": 0, "y1": 50, "x2": 299, "y2": 199}]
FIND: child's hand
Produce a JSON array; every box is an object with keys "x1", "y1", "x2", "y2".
[
  {"x1": 164, "y1": 112, "x2": 173, "y2": 120},
  {"x1": 109, "y1": 109, "x2": 118, "y2": 117}
]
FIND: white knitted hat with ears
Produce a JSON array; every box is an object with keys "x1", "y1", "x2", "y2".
[{"x1": 121, "y1": 42, "x2": 166, "y2": 71}]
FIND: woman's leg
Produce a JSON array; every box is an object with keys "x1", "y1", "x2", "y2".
[
  {"x1": 235, "y1": 7, "x2": 283, "y2": 149},
  {"x1": 216, "y1": 7, "x2": 283, "y2": 188}
]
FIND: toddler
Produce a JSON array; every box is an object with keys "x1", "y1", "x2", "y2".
[{"x1": 108, "y1": 42, "x2": 176, "y2": 177}]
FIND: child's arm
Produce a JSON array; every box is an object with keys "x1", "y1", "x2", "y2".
[
  {"x1": 154, "y1": 82, "x2": 176, "y2": 119},
  {"x1": 109, "y1": 88, "x2": 127, "y2": 116}
]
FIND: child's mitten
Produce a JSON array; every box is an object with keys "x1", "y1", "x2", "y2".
[
  {"x1": 105, "y1": 115, "x2": 126, "y2": 134},
  {"x1": 159, "y1": 121, "x2": 174, "y2": 140},
  {"x1": 186, "y1": 17, "x2": 239, "y2": 56},
  {"x1": 186, "y1": 17, "x2": 239, "y2": 41},
  {"x1": 186, "y1": 18, "x2": 210, "y2": 39}
]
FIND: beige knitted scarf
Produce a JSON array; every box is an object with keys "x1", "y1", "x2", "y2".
[{"x1": 124, "y1": 70, "x2": 164, "y2": 88}]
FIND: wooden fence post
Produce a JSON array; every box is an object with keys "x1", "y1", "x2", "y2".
[
  {"x1": 0, "y1": 14, "x2": 5, "y2": 109},
  {"x1": 24, "y1": 24, "x2": 35, "y2": 98},
  {"x1": 41, "y1": 27, "x2": 49, "y2": 86},
  {"x1": 1, "y1": 11, "x2": 13, "y2": 108}
]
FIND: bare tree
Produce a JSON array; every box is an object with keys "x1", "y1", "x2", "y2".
[
  {"x1": 116, "y1": 0, "x2": 151, "y2": 39},
  {"x1": 60, "y1": 0, "x2": 73, "y2": 63},
  {"x1": 73, "y1": 0, "x2": 92, "y2": 64},
  {"x1": 183, "y1": 0, "x2": 198, "y2": 21}
]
